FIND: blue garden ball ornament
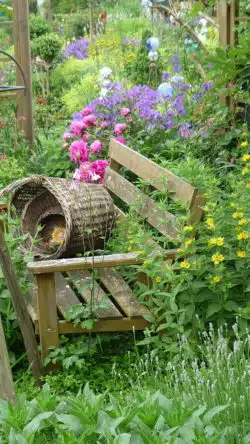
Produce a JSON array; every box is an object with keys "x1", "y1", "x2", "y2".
[
  {"x1": 146, "y1": 37, "x2": 160, "y2": 52},
  {"x1": 158, "y1": 82, "x2": 174, "y2": 96}
]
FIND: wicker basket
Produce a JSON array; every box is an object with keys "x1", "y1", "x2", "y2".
[{"x1": 2, "y1": 176, "x2": 117, "y2": 260}]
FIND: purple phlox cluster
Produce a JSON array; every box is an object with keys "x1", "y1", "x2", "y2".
[
  {"x1": 171, "y1": 55, "x2": 180, "y2": 63},
  {"x1": 173, "y1": 94, "x2": 186, "y2": 116},
  {"x1": 64, "y1": 39, "x2": 89, "y2": 60},
  {"x1": 179, "y1": 122, "x2": 193, "y2": 138},
  {"x1": 162, "y1": 72, "x2": 171, "y2": 81},
  {"x1": 173, "y1": 64, "x2": 182, "y2": 72},
  {"x1": 123, "y1": 37, "x2": 140, "y2": 46}
]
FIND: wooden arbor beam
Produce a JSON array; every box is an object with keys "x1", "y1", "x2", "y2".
[
  {"x1": 0, "y1": 315, "x2": 16, "y2": 403},
  {"x1": 12, "y1": 0, "x2": 34, "y2": 145}
]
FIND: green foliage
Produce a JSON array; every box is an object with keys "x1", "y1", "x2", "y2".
[
  {"x1": 0, "y1": 157, "x2": 25, "y2": 189},
  {"x1": 51, "y1": 58, "x2": 97, "y2": 97},
  {"x1": 62, "y1": 74, "x2": 98, "y2": 114},
  {"x1": 29, "y1": 14, "x2": 52, "y2": 40},
  {"x1": 31, "y1": 33, "x2": 62, "y2": 64},
  {"x1": 126, "y1": 30, "x2": 163, "y2": 89},
  {"x1": 71, "y1": 13, "x2": 91, "y2": 39},
  {"x1": 29, "y1": 0, "x2": 38, "y2": 14},
  {"x1": 51, "y1": 0, "x2": 88, "y2": 14},
  {"x1": 107, "y1": 17, "x2": 149, "y2": 39}
]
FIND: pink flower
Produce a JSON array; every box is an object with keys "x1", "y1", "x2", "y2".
[
  {"x1": 91, "y1": 159, "x2": 109, "y2": 182},
  {"x1": 76, "y1": 162, "x2": 93, "y2": 183},
  {"x1": 83, "y1": 114, "x2": 97, "y2": 127},
  {"x1": 114, "y1": 123, "x2": 127, "y2": 135},
  {"x1": 227, "y1": 82, "x2": 234, "y2": 89},
  {"x1": 120, "y1": 107, "x2": 131, "y2": 117},
  {"x1": 100, "y1": 120, "x2": 109, "y2": 129},
  {"x1": 0, "y1": 154, "x2": 7, "y2": 159},
  {"x1": 126, "y1": 117, "x2": 133, "y2": 123},
  {"x1": 71, "y1": 120, "x2": 87, "y2": 136},
  {"x1": 115, "y1": 137, "x2": 127, "y2": 145},
  {"x1": 230, "y1": 158, "x2": 235, "y2": 164},
  {"x1": 82, "y1": 133, "x2": 90, "y2": 142},
  {"x1": 81, "y1": 107, "x2": 93, "y2": 116},
  {"x1": 69, "y1": 140, "x2": 88, "y2": 163},
  {"x1": 90, "y1": 140, "x2": 103, "y2": 153},
  {"x1": 62, "y1": 132, "x2": 73, "y2": 141}
]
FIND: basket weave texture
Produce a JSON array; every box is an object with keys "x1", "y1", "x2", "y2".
[{"x1": 3, "y1": 176, "x2": 117, "y2": 260}]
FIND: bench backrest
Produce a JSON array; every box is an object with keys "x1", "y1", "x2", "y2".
[{"x1": 104, "y1": 140, "x2": 204, "y2": 240}]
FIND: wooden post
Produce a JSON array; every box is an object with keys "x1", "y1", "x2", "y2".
[
  {"x1": 0, "y1": 221, "x2": 42, "y2": 380},
  {"x1": 0, "y1": 315, "x2": 16, "y2": 403},
  {"x1": 89, "y1": 0, "x2": 94, "y2": 44},
  {"x1": 12, "y1": 0, "x2": 34, "y2": 145},
  {"x1": 36, "y1": 273, "x2": 59, "y2": 365}
]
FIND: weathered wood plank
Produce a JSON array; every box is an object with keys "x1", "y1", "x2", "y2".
[
  {"x1": 68, "y1": 270, "x2": 122, "y2": 318},
  {"x1": 28, "y1": 253, "x2": 144, "y2": 274},
  {"x1": 36, "y1": 273, "x2": 59, "y2": 362},
  {"x1": 57, "y1": 317, "x2": 149, "y2": 334},
  {"x1": 0, "y1": 221, "x2": 42, "y2": 379},
  {"x1": 0, "y1": 315, "x2": 16, "y2": 403},
  {"x1": 108, "y1": 140, "x2": 196, "y2": 203},
  {"x1": 104, "y1": 168, "x2": 178, "y2": 238},
  {"x1": 55, "y1": 273, "x2": 80, "y2": 319},
  {"x1": 99, "y1": 269, "x2": 150, "y2": 318}
]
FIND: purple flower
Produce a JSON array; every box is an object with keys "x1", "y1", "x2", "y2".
[
  {"x1": 178, "y1": 108, "x2": 186, "y2": 116},
  {"x1": 202, "y1": 81, "x2": 213, "y2": 91},
  {"x1": 192, "y1": 91, "x2": 203, "y2": 101},
  {"x1": 173, "y1": 64, "x2": 182, "y2": 72},
  {"x1": 181, "y1": 83, "x2": 191, "y2": 91},
  {"x1": 166, "y1": 109, "x2": 174, "y2": 117},
  {"x1": 171, "y1": 55, "x2": 180, "y2": 63},
  {"x1": 162, "y1": 72, "x2": 171, "y2": 81},
  {"x1": 64, "y1": 39, "x2": 89, "y2": 60},
  {"x1": 165, "y1": 119, "x2": 174, "y2": 129},
  {"x1": 206, "y1": 63, "x2": 213, "y2": 69},
  {"x1": 179, "y1": 123, "x2": 193, "y2": 138}
]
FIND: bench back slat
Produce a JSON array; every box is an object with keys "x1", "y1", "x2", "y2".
[{"x1": 108, "y1": 140, "x2": 197, "y2": 204}]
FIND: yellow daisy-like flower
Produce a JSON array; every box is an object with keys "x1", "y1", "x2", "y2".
[
  {"x1": 208, "y1": 237, "x2": 224, "y2": 246},
  {"x1": 237, "y1": 250, "x2": 247, "y2": 258},
  {"x1": 241, "y1": 141, "x2": 248, "y2": 148},
  {"x1": 185, "y1": 239, "x2": 193, "y2": 248},
  {"x1": 51, "y1": 227, "x2": 65, "y2": 245},
  {"x1": 177, "y1": 248, "x2": 184, "y2": 254},
  {"x1": 232, "y1": 212, "x2": 244, "y2": 219},
  {"x1": 127, "y1": 246, "x2": 132, "y2": 251},
  {"x1": 143, "y1": 260, "x2": 149, "y2": 265},
  {"x1": 238, "y1": 219, "x2": 248, "y2": 226},
  {"x1": 213, "y1": 275, "x2": 222, "y2": 283},
  {"x1": 242, "y1": 154, "x2": 250, "y2": 162},
  {"x1": 180, "y1": 260, "x2": 190, "y2": 269},
  {"x1": 206, "y1": 217, "x2": 216, "y2": 229},
  {"x1": 242, "y1": 167, "x2": 250, "y2": 176},
  {"x1": 211, "y1": 253, "x2": 224, "y2": 265},
  {"x1": 237, "y1": 232, "x2": 249, "y2": 240},
  {"x1": 183, "y1": 225, "x2": 193, "y2": 232},
  {"x1": 155, "y1": 276, "x2": 162, "y2": 283}
]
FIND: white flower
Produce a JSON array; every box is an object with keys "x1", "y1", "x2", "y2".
[
  {"x1": 148, "y1": 51, "x2": 158, "y2": 61},
  {"x1": 171, "y1": 74, "x2": 185, "y2": 90},
  {"x1": 100, "y1": 67, "x2": 112, "y2": 79}
]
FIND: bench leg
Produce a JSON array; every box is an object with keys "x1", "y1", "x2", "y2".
[{"x1": 36, "y1": 273, "x2": 59, "y2": 369}]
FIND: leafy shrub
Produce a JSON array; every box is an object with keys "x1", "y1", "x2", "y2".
[
  {"x1": 31, "y1": 33, "x2": 62, "y2": 64},
  {"x1": 0, "y1": 157, "x2": 26, "y2": 189},
  {"x1": 62, "y1": 74, "x2": 99, "y2": 114},
  {"x1": 51, "y1": 58, "x2": 97, "y2": 97},
  {"x1": 71, "y1": 13, "x2": 91, "y2": 39},
  {"x1": 29, "y1": 14, "x2": 52, "y2": 40}
]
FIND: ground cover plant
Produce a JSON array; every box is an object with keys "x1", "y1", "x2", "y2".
[{"x1": 0, "y1": 0, "x2": 250, "y2": 441}]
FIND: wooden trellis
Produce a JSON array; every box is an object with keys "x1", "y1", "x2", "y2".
[{"x1": 0, "y1": 0, "x2": 33, "y2": 144}]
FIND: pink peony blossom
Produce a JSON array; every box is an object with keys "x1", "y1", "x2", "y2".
[
  {"x1": 114, "y1": 123, "x2": 127, "y2": 135},
  {"x1": 91, "y1": 159, "x2": 109, "y2": 182},
  {"x1": 83, "y1": 114, "x2": 97, "y2": 127},
  {"x1": 81, "y1": 107, "x2": 93, "y2": 116},
  {"x1": 115, "y1": 137, "x2": 127, "y2": 145},
  {"x1": 71, "y1": 120, "x2": 87, "y2": 136},
  {"x1": 82, "y1": 133, "x2": 90, "y2": 142},
  {"x1": 62, "y1": 132, "x2": 73, "y2": 141},
  {"x1": 90, "y1": 140, "x2": 103, "y2": 153},
  {"x1": 99, "y1": 120, "x2": 109, "y2": 129},
  {"x1": 69, "y1": 140, "x2": 88, "y2": 163},
  {"x1": 120, "y1": 107, "x2": 131, "y2": 117}
]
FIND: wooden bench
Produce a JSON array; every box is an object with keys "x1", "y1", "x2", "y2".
[{"x1": 1, "y1": 140, "x2": 205, "y2": 363}]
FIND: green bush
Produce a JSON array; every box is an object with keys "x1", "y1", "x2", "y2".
[
  {"x1": 51, "y1": 58, "x2": 97, "y2": 97},
  {"x1": 29, "y1": 14, "x2": 52, "y2": 40},
  {"x1": 31, "y1": 33, "x2": 62, "y2": 64},
  {"x1": 62, "y1": 74, "x2": 99, "y2": 114},
  {"x1": 0, "y1": 157, "x2": 26, "y2": 189}
]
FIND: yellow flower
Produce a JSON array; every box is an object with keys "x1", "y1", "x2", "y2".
[
  {"x1": 185, "y1": 240, "x2": 193, "y2": 248},
  {"x1": 155, "y1": 276, "x2": 162, "y2": 283},
  {"x1": 213, "y1": 275, "x2": 222, "y2": 283},
  {"x1": 246, "y1": 183, "x2": 250, "y2": 188},
  {"x1": 241, "y1": 141, "x2": 248, "y2": 148},
  {"x1": 242, "y1": 154, "x2": 250, "y2": 162},
  {"x1": 230, "y1": 203, "x2": 237, "y2": 208},
  {"x1": 206, "y1": 217, "x2": 216, "y2": 229},
  {"x1": 129, "y1": 240, "x2": 136, "y2": 244},
  {"x1": 143, "y1": 260, "x2": 149, "y2": 265},
  {"x1": 51, "y1": 227, "x2": 65, "y2": 245},
  {"x1": 237, "y1": 250, "x2": 247, "y2": 258},
  {"x1": 183, "y1": 225, "x2": 193, "y2": 232},
  {"x1": 208, "y1": 237, "x2": 224, "y2": 246},
  {"x1": 177, "y1": 248, "x2": 184, "y2": 254},
  {"x1": 232, "y1": 212, "x2": 244, "y2": 219},
  {"x1": 237, "y1": 232, "x2": 249, "y2": 240},
  {"x1": 238, "y1": 219, "x2": 248, "y2": 226},
  {"x1": 242, "y1": 167, "x2": 250, "y2": 175},
  {"x1": 133, "y1": 250, "x2": 144, "y2": 255},
  {"x1": 211, "y1": 253, "x2": 224, "y2": 265},
  {"x1": 180, "y1": 260, "x2": 190, "y2": 269},
  {"x1": 127, "y1": 246, "x2": 132, "y2": 251}
]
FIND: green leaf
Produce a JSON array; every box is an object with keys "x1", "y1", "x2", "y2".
[
  {"x1": 81, "y1": 319, "x2": 94, "y2": 330},
  {"x1": 203, "y1": 405, "x2": 228, "y2": 424},
  {"x1": 223, "y1": 301, "x2": 239, "y2": 312},
  {"x1": 206, "y1": 303, "x2": 222, "y2": 319}
]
